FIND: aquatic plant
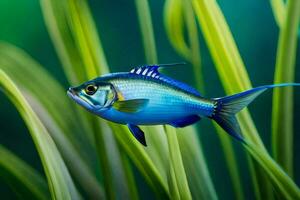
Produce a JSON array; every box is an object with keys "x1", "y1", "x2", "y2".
[{"x1": 0, "y1": 0, "x2": 299, "y2": 199}]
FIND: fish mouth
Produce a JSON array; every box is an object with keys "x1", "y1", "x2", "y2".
[
  {"x1": 67, "y1": 88, "x2": 94, "y2": 110},
  {"x1": 67, "y1": 87, "x2": 79, "y2": 101}
]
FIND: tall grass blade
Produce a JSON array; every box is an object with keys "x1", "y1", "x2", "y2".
[
  {"x1": 0, "y1": 145, "x2": 49, "y2": 200},
  {"x1": 110, "y1": 124, "x2": 169, "y2": 198},
  {"x1": 191, "y1": 0, "x2": 299, "y2": 198},
  {"x1": 244, "y1": 141, "x2": 300, "y2": 199},
  {"x1": 270, "y1": 0, "x2": 300, "y2": 37},
  {"x1": 215, "y1": 126, "x2": 244, "y2": 200},
  {"x1": 164, "y1": 0, "x2": 204, "y2": 91},
  {"x1": 177, "y1": 127, "x2": 218, "y2": 200},
  {"x1": 135, "y1": 0, "x2": 173, "y2": 185},
  {"x1": 135, "y1": 1, "x2": 193, "y2": 198},
  {"x1": 270, "y1": 0, "x2": 286, "y2": 28},
  {"x1": 119, "y1": 152, "x2": 139, "y2": 200},
  {"x1": 0, "y1": 71, "x2": 80, "y2": 199},
  {"x1": 272, "y1": 0, "x2": 300, "y2": 177},
  {"x1": 164, "y1": 0, "x2": 190, "y2": 60},
  {"x1": 40, "y1": 0, "x2": 85, "y2": 84},
  {"x1": 135, "y1": 0, "x2": 158, "y2": 63},
  {"x1": 0, "y1": 43, "x2": 95, "y2": 159},
  {"x1": 41, "y1": 0, "x2": 171, "y2": 197},
  {"x1": 0, "y1": 43, "x2": 104, "y2": 199},
  {"x1": 65, "y1": 0, "x2": 109, "y2": 77},
  {"x1": 164, "y1": 1, "x2": 242, "y2": 199},
  {"x1": 40, "y1": 1, "x2": 125, "y2": 198},
  {"x1": 164, "y1": 126, "x2": 192, "y2": 200}
]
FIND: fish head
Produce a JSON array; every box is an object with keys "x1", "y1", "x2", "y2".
[{"x1": 67, "y1": 81, "x2": 117, "y2": 112}]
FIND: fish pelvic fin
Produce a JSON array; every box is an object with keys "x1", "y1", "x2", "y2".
[{"x1": 211, "y1": 83, "x2": 300, "y2": 142}]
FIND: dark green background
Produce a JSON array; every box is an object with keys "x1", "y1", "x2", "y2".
[{"x1": 0, "y1": 0, "x2": 299, "y2": 199}]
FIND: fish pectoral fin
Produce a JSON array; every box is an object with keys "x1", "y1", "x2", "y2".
[
  {"x1": 169, "y1": 115, "x2": 201, "y2": 128},
  {"x1": 127, "y1": 124, "x2": 147, "y2": 146},
  {"x1": 112, "y1": 99, "x2": 149, "y2": 113}
]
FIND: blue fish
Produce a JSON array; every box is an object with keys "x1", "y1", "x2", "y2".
[{"x1": 67, "y1": 63, "x2": 300, "y2": 146}]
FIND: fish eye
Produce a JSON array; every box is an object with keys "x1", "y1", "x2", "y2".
[{"x1": 85, "y1": 84, "x2": 98, "y2": 95}]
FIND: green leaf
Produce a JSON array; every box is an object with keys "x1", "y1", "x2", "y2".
[
  {"x1": 177, "y1": 126, "x2": 218, "y2": 200},
  {"x1": 191, "y1": 0, "x2": 299, "y2": 198},
  {"x1": 164, "y1": 1, "x2": 238, "y2": 199},
  {"x1": 272, "y1": 0, "x2": 300, "y2": 177},
  {"x1": 244, "y1": 141, "x2": 300, "y2": 199},
  {"x1": 135, "y1": 0, "x2": 158, "y2": 63},
  {"x1": 40, "y1": 1, "x2": 125, "y2": 198},
  {"x1": 164, "y1": 0, "x2": 204, "y2": 91},
  {"x1": 0, "y1": 71, "x2": 80, "y2": 199},
  {"x1": 0, "y1": 43, "x2": 104, "y2": 199},
  {"x1": 164, "y1": 126, "x2": 192, "y2": 200},
  {"x1": 215, "y1": 126, "x2": 244, "y2": 200},
  {"x1": 0, "y1": 145, "x2": 49, "y2": 200},
  {"x1": 270, "y1": 0, "x2": 286, "y2": 28},
  {"x1": 110, "y1": 124, "x2": 170, "y2": 198}
]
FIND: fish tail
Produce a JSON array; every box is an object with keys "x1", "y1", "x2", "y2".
[{"x1": 211, "y1": 83, "x2": 300, "y2": 142}]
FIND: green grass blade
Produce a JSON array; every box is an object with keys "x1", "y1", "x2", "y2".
[
  {"x1": 167, "y1": 164, "x2": 180, "y2": 200},
  {"x1": 270, "y1": 0, "x2": 286, "y2": 27},
  {"x1": 0, "y1": 43, "x2": 104, "y2": 199},
  {"x1": 215, "y1": 126, "x2": 244, "y2": 200},
  {"x1": 177, "y1": 127, "x2": 218, "y2": 200},
  {"x1": 110, "y1": 124, "x2": 170, "y2": 199},
  {"x1": 135, "y1": 0, "x2": 158, "y2": 63},
  {"x1": 40, "y1": 1, "x2": 124, "y2": 198},
  {"x1": 40, "y1": 0, "x2": 85, "y2": 84},
  {"x1": 164, "y1": 0, "x2": 190, "y2": 60},
  {"x1": 244, "y1": 141, "x2": 300, "y2": 199},
  {"x1": 164, "y1": 126, "x2": 192, "y2": 200},
  {"x1": 119, "y1": 152, "x2": 139, "y2": 200},
  {"x1": 164, "y1": 0, "x2": 204, "y2": 91},
  {"x1": 135, "y1": 1, "x2": 191, "y2": 197},
  {"x1": 164, "y1": 0, "x2": 239, "y2": 199},
  {"x1": 65, "y1": 0, "x2": 109, "y2": 77},
  {"x1": 0, "y1": 71, "x2": 80, "y2": 199},
  {"x1": 0, "y1": 145, "x2": 49, "y2": 200},
  {"x1": 0, "y1": 43, "x2": 95, "y2": 157},
  {"x1": 191, "y1": 0, "x2": 299, "y2": 198},
  {"x1": 41, "y1": 0, "x2": 170, "y2": 198},
  {"x1": 272, "y1": 0, "x2": 300, "y2": 177}
]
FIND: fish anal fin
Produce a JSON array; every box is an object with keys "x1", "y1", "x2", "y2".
[
  {"x1": 128, "y1": 124, "x2": 147, "y2": 146},
  {"x1": 169, "y1": 115, "x2": 201, "y2": 128},
  {"x1": 113, "y1": 99, "x2": 149, "y2": 113}
]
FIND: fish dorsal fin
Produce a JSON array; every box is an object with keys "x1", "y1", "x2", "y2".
[
  {"x1": 130, "y1": 65, "x2": 160, "y2": 78},
  {"x1": 129, "y1": 62, "x2": 185, "y2": 78},
  {"x1": 129, "y1": 63, "x2": 202, "y2": 97}
]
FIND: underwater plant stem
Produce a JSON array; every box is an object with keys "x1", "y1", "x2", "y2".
[
  {"x1": 91, "y1": 120, "x2": 116, "y2": 200},
  {"x1": 135, "y1": 1, "x2": 187, "y2": 198},
  {"x1": 182, "y1": 0, "x2": 204, "y2": 92},
  {"x1": 272, "y1": 0, "x2": 300, "y2": 177},
  {"x1": 164, "y1": 126, "x2": 192, "y2": 200},
  {"x1": 244, "y1": 141, "x2": 300, "y2": 199},
  {"x1": 110, "y1": 125, "x2": 169, "y2": 198},
  {"x1": 119, "y1": 153, "x2": 139, "y2": 200},
  {"x1": 191, "y1": 0, "x2": 287, "y2": 198},
  {"x1": 0, "y1": 145, "x2": 50, "y2": 199},
  {"x1": 0, "y1": 71, "x2": 81, "y2": 199},
  {"x1": 215, "y1": 126, "x2": 245, "y2": 200},
  {"x1": 270, "y1": 0, "x2": 286, "y2": 28},
  {"x1": 135, "y1": 0, "x2": 158, "y2": 63}
]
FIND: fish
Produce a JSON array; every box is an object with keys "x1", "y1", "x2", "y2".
[{"x1": 67, "y1": 63, "x2": 300, "y2": 146}]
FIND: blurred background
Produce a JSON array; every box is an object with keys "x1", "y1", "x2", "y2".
[{"x1": 0, "y1": 0, "x2": 299, "y2": 199}]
